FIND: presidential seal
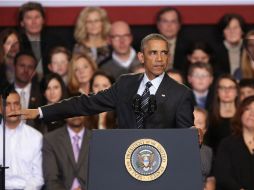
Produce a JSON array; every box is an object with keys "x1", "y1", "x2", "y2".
[{"x1": 125, "y1": 139, "x2": 167, "y2": 181}]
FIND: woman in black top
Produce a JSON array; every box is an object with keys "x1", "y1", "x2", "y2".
[{"x1": 214, "y1": 96, "x2": 254, "y2": 190}]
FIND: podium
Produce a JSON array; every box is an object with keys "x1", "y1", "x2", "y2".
[{"x1": 87, "y1": 129, "x2": 203, "y2": 190}]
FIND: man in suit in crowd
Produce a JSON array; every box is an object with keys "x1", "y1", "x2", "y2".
[
  {"x1": 12, "y1": 50, "x2": 42, "y2": 129},
  {"x1": 156, "y1": 7, "x2": 189, "y2": 71},
  {"x1": 9, "y1": 33, "x2": 194, "y2": 129},
  {"x1": 43, "y1": 116, "x2": 91, "y2": 190},
  {"x1": 99, "y1": 21, "x2": 141, "y2": 80}
]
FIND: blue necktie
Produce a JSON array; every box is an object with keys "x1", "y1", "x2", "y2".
[{"x1": 136, "y1": 81, "x2": 152, "y2": 128}]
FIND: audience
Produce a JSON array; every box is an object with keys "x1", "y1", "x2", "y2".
[
  {"x1": 47, "y1": 46, "x2": 71, "y2": 85},
  {"x1": 214, "y1": 96, "x2": 254, "y2": 190},
  {"x1": 194, "y1": 107, "x2": 214, "y2": 190},
  {"x1": 100, "y1": 21, "x2": 141, "y2": 80},
  {"x1": 215, "y1": 13, "x2": 246, "y2": 76},
  {"x1": 18, "y1": 2, "x2": 65, "y2": 79},
  {"x1": 239, "y1": 78, "x2": 254, "y2": 102},
  {"x1": 85, "y1": 71, "x2": 117, "y2": 129},
  {"x1": 156, "y1": 7, "x2": 189, "y2": 71},
  {"x1": 0, "y1": 28, "x2": 20, "y2": 86},
  {"x1": 68, "y1": 53, "x2": 97, "y2": 95},
  {"x1": 43, "y1": 116, "x2": 91, "y2": 189},
  {"x1": 0, "y1": 90, "x2": 44, "y2": 189},
  {"x1": 73, "y1": 7, "x2": 111, "y2": 65},
  {"x1": 234, "y1": 30, "x2": 254, "y2": 80},
  {"x1": 205, "y1": 74, "x2": 239, "y2": 154},
  {"x1": 40, "y1": 73, "x2": 69, "y2": 133},
  {"x1": 188, "y1": 62, "x2": 214, "y2": 110},
  {"x1": 12, "y1": 50, "x2": 43, "y2": 128},
  {"x1": 167, "y1": 68, "x2": 185, "y2": 84}
]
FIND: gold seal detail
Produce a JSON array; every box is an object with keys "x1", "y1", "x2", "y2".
[{"x1": 125, "y1": 138, "x2": 167, "y2": 181}]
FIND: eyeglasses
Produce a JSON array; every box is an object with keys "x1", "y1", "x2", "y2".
[
  {"x1": 159, "y1": 19, "x2": 179, "y2": 25},
  {"x1": 110, "y1": 34, "x2": 131, "y2": 41},
  {"x1": 191, "y1": 73, "x2": 211, "y2": 79},
  {"x1": 86, "y1": 19, "x2": 102, "y2": 24},
  {"x1": 218, "y1": 85, "x2": 236, "y2": 91}
]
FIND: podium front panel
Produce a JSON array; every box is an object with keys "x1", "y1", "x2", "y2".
[{"x1": 87, "y1": 129, "x2": 202, "y2": 190}]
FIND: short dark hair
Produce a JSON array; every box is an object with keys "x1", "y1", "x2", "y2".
[
  {"x1": 218, "y1": 13, "x2": 246, "y2": 38},
  {"x1": 239, "y1": 78, "x2": 254, "y2": 89},
  {"x1": 14, "y1": 50, "x2": 37, "y2": 66},
  {"x1": 140, "y1": 33, "x2": 170, "y2": 52},
  {"x1": 188, "y1": 62, "x2": 213, "y2": 76},
  {"x1": 18, "y1": 2, "x2": 45, "y2": 24},
  {"x1": 40, "y1": 72, "x2": 68, "y2": 104},
  {"x1": 90, "y1": 70, "x2": 115, "y2": 92},
  {"x1": 156, "y1": 7, "x2": 182, "y2": 24},
  {"x1": 48, "y1": 46, "x2": 71, "y2": 64}
]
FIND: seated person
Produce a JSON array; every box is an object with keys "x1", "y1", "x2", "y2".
[
  {"x1": 166, "y1": 68, "x2": 185, "y2": 84},
  {"x1": 48, "y1": 46, "x2": 71, "y2": 85},
  {"x1": 43, "y1": 116, "x2": 91, "y2": 189},
  {"x1": 214, "y1": 96, "x2": 254, "y2": 190},
  {"x1": 194, "y1": 107, "x2": 214, "y2": 189},
  {"x1": 0, "y1": 90, "x2": 43, "y2": 189},
  {"x1": 100, "y1": 21, "x2": 141, "y2": 80},
  {"x1": 188, "y1": 62, "x2": 214, "y2": 110},
  {"x1": 239, "y1": 78, "x2": 254, "y2": 102}
]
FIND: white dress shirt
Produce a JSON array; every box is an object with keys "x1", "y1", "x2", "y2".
[
  {"x1": 15, "y1": 83, "x2": 32, "y2": 109},
  {"x1": 0, "y1": 121, "x2": 44, "y2": 190},
  {"x1": 137, "y1": 72, "x2": 164, "y2": 95}
]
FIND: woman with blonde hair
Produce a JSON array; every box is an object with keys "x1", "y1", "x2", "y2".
[
  {"x1": 234, "y1": 30, "x2": 254, "y2": 80},
  {"x1": 68, "y1": 53, "x2": 97, "y2": 95},
  {"x1": 73, "y1": 7, "x2": 111, "y2": 65}
]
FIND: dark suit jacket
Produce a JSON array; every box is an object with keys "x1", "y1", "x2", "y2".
[
  {"x1": 41, "y1": 73, "x2": 194, "y2": 129},
  {"x1": 20, "y1": 29, "x2": 68, "y2": 75},
  {"x1": 43, "y1": 126, "x2": 91, "y2": 190},
  {"x1": 214, "y1": 43, "x2": 243, "y2": 77},
  {"x1": 172, "y1": 36, "x2": 189, "y2": 72}
]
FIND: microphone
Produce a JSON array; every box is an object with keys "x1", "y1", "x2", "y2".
[
  {"x1": 132, "y1": 94, "x2": 141, "y2": 114},
  {"x1": 148, "y1": 95, "x2": 157, "y2": 114}
]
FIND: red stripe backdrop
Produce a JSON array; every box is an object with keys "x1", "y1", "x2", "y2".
[{"x1": 0, "y1": 5, "x2": 254, "y2": 26}]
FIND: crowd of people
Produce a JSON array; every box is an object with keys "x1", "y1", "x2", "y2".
[{"x1": 0, "y1": 1, "x2": 254, "y2": 190}]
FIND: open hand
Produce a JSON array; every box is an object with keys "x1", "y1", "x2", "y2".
[{"x1": 7, "y1": 108, "x2": 39, "y2": 120}]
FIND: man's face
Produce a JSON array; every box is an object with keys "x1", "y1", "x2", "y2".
[
  {"x1": 188, "y1": 69, "x2": 213, "y2": 93},
  {"x1": 66, "y1": 116, "x2": 85, "y2": 128},
  {"x1": 6, "y1": 93, "x2": 21, "y2": 127},
  {"x1": 138, "y1": 39, "x2": 169, "y2": 80},
  {"x1": 157, "y1": 10, "x2": 180, "y2": 39},
  {"x1": 109, "y1": 23, "x2": 132, "y2": 56},
  {"x1": 15, "y1": 55, "x2": 36, "y2": 85},
  {"x1": 21, "y1": 10, "x2": 44, "y2": 36}
]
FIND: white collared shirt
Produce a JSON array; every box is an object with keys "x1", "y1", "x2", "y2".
[
  {"x1": 67, "y1": 126, "x2": 85, "y2": 148},
  {"x1": 112, "y1": 47, "x2": 136, "y2": 68},
  {"x1": 0, "y1": 121, "x2": 44, "y2": 189},
  {"x1": 15, "y1": 82, "x2": 32, "y2": 109},
  {"x1": 137, "y1": 72, "x2": 165, "y2": 95}
]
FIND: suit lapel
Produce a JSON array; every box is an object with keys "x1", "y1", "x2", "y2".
[
  {"x1": 61, "y1": 127, "x2": 77, "y2": 167},
  {"x1": 124, "y1": 74, "x2": 143, "y2": 128},
  {"x1": 77, "y1": 128, "x2": 91, "y2": 168},
  {"x1": 155, "y1": 73, "x2": 169, "y2": 104}
]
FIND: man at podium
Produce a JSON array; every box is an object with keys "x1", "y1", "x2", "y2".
[{"x1": 9, "y1": 33, "x2": 195, "y2": 129}]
